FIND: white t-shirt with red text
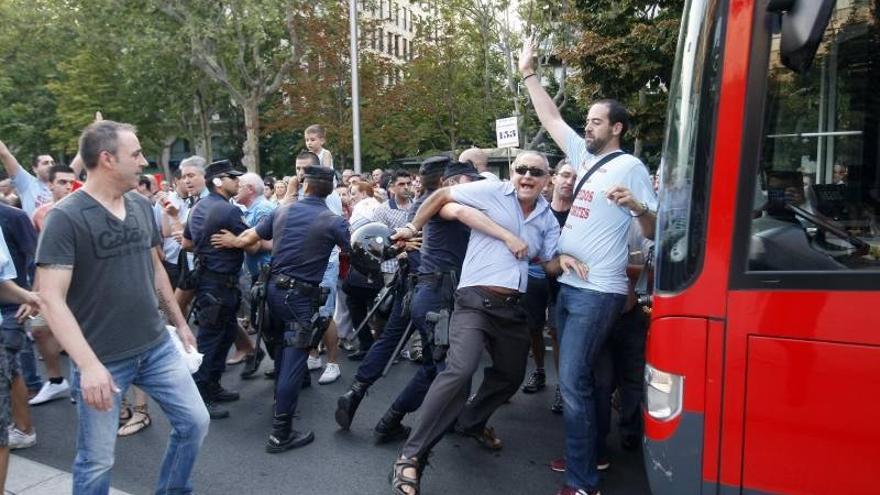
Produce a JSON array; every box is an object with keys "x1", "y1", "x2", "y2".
[{"x1": 557, "y1": 127, "x2": 657, "y2": 295}]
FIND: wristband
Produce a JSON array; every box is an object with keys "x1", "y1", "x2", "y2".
[
  {"x1": 522, "y1": 72, "x2": 537, "y2": 82},
  {"x1": 404, "y1": 222, "x2": 420, "y2": 234}
]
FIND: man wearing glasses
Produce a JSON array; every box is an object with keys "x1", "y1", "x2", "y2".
[
  {"x1": 388, "y1": 151, "x2": 568, "y2": 495},
  {"x1": 182, "y1": 160, "x2": 248, "y2": 420}
]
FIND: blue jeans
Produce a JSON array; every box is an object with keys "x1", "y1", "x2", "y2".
[
  {"x1": 319, "y1": 260, "x2": 339, "y2": 318},
  {"x1": 557, "y1": 284, "x2": 625, "y2": 491},
  {"x1": 70, "y1": 336, "x2": 210, "y2": 495}
]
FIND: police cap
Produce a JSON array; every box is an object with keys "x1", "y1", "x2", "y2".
[
  {"x1": 419, "y1": 156, "x2": 450, "y2": 176},
  {"x1": 205, "y1": 159, "x2": 244, "y2": 180},
  {"x1": 443, "y1": 161, "x2": 484, "y2": 181},
  {"x1": 303, "y1": 166, "x2": 334, "y2": 183}
]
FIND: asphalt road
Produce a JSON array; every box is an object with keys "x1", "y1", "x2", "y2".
[{"x1": 18, "y1": 354, "x2": 651, "y2": 494}]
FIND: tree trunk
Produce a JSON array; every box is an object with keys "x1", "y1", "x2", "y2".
[
  {"x1": 634, "y1": 88, "x2": 646, "y2": 158},
  {"x1": 242, "y1": 100, "x2": 260, "y2": 174}
]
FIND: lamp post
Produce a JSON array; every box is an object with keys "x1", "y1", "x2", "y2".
[{"x1": 349, "y1": 0, "x2": 362, "y2": 173}]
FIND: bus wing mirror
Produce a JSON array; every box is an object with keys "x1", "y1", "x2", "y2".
[{"x1": 768, "y1": 0, "x2": 835, "y2": 73}]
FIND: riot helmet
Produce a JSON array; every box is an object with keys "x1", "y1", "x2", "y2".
[{"x1": 350, "y1": 222, "x2": 398, "y2": 276}]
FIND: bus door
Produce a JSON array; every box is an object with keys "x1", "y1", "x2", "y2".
[{"x1": 726, "y1": 2, "x2": 880, "y2": 493}]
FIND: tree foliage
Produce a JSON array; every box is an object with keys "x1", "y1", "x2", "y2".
[{"x1": 564, "y1": 0, "x2": 683, "y2": 167}]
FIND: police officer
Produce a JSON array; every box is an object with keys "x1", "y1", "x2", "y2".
[
  {"x1": 182, "y1": 159, "x2": 247, "y2": 420},
  {"x1": 214, "y1": 163, "x2": 350, "y2": 453},
  {"x1": 335, "y1": 157, "x2": 485, "y2": 442}
]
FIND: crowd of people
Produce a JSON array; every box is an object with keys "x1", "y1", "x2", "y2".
[{"x1": 0, "y1": 38, "x2": 658, "y2": 495}]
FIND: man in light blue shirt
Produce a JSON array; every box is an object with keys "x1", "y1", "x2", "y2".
[
  {"x1": 0, "y1": 140, "x2": 54, "y2": 216},
  {"x1": 389, "y1": 151, "x2": 566, "y2": 493}
]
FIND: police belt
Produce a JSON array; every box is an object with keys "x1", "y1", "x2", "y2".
[
  {"x1": 271, "y1": 274, "x2": 322, "y2": 297},
  {"x1": 200, "y1": 268, "x2": 239, "y2": 287}
]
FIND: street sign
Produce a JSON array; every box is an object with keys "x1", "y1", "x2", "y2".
[{"x1": 495, "y1": 117, "x2": 519, "y2": 149}]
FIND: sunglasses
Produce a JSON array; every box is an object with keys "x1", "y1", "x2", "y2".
[{"x1": 514, "y1": 165, "x2": 548, "y2": 177}]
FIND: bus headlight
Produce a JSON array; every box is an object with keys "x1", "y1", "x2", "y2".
[{"x1": 645, "y1": 363, "x2": 683, "y2": 420}]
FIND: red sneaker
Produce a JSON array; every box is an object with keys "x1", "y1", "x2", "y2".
[{"x1": 550, "y1": 457, "x2": 566, "y2": 472}]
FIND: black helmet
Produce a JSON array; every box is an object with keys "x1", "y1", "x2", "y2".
[{"x1": 350, "y1": 222, "x2": 398, "y2": 276}]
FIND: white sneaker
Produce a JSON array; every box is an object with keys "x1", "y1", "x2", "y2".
[
  {"x1": 8, "y1": 426, "x2": 36, "y2": 449},
  {"x1": 318, "y1": 363, "x2": 341, "y2": 384},
  {"x1": 29, "y1": 379, "x2": 70, "y2": 405},
  {"x1": 307, "y1": 356, "x2": 323, "y2": 371}
]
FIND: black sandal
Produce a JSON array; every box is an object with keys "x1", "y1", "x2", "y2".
[{"x1": 390, "y1": 456, "x2": 422, "y2": 495}]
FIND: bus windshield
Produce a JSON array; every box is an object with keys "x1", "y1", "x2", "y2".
[{"x1": 654, "y1": 0, "x2": 724, "y2": 292}]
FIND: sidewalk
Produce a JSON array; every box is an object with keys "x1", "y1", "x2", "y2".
[{"x1": 6, "y1": 455, "x2": 132, "y2": 495}]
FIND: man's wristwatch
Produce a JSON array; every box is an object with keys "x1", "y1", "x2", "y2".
[{"x1": 632, "y1": 201, "x2": 650, "y2": 217}]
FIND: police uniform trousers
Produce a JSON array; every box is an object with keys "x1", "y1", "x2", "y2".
[
  {"x1": 353, "y1": 288, "x2": 410, "y2": 386},
  {"x1": 267, "y1": 283, "x2": 313, "y2": 416},
  {"x1": 401, "y1": 286, "x2": 530, "y2": 459},
  {"x1": 388, "y1": 279, "x2": 446, "y2": 414},
  {"x1": 193, "y1": 276, "x2": 241, "y2": 387}
]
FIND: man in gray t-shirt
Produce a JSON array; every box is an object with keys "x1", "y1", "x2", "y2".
[{"x1": 35, "y1": 121, "x2": 208, "y2": 494}]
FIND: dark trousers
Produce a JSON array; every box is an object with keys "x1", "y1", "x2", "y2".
[
  {"x1": 596, "y1": 305, "x2": 649, "y2": 458},
  {"x1": 401, "y1": 286, "x2": 530, "y2": 459},
  {"x1": 344, "y1": 284, "x2": 380, "y2": 351},
  {"x1": 162, "y1": 260, "x2": 181, "y2": 290},
  {"x1": 193, "y1": 278, "x2": 240, "y2": 387},
  {"x1": 353, "y1": 290, "x2": 409, "y2": 385},
  {"x1": 391, "y1": 282, "x2": 441, "y2": 413},
  {"x1": 267, "y1": 284, "x2": 313, "y2": 416}
]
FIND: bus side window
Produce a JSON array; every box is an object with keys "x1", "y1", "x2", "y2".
[{"x1": 749, "y1": 5, "x2": 880, "y2": 272}]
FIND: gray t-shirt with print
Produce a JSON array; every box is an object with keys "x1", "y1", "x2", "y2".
[{"x1": 36, "y1": 190, "x2": 165, "y2": 363}]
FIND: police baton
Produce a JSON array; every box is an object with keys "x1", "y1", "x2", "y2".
[{"x1": 381, "y1": 320, "x2": 415, "y2": 378}]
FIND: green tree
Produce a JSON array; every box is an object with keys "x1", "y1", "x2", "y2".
[{"x1": 157, "y1": 0, "x2": 303, "y2": 173}]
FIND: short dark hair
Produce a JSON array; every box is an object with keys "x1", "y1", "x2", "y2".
[
  {"x1": 79, "y1": 120, "x2": 138, "y2": 170},
  {"x1": 594, "y1": 98, "x2": 630, "y2": 137},
  {"x1": 138, "y1": 175, "x2": 153, "y2": 190},
  {"x1": 296, "y1": 151, "x2": 321, "y2": 167},
  {"x1": 48, "y1": 165, "x2": 75, "y2": 183},
  {"x1": 305, "y1": 178, "x2": 333, "y2": 198},
  {"x1": 391, "y1": 169, "x2": 411, "y2": 184},
  {"x1": 31, "y1": 154, "x2": 52, "y2": 169}
]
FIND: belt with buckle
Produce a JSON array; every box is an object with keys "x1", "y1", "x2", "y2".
[{"x1": 272, "y1": 274, "x2": 320, "y2": 295}]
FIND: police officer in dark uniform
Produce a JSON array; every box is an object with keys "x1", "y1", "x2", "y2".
[
  {"x1": 183, "y1": 159, "x2": 247, "y2": 420},
  {"x1": 215, "y1": 163, "x2": 350, "y2": 452},
  {"x1": 335, "y1": 157, "x2": 481, "y2": 441}
]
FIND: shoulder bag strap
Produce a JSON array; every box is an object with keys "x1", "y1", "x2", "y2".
[{"x1": 572, "y1": 150, "x2": 627, "y2": 201}]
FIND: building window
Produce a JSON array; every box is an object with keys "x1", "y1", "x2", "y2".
[
  {"x1": 387, "y1": 32, "x2": 393, "y2": 55},
  {"x1": 379, "y1": 28, "x2": 384, "y2": 51}
]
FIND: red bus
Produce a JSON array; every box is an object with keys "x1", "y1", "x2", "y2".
[{"x1": 643, "y1": 1, "x2": 880, "y2": 493}]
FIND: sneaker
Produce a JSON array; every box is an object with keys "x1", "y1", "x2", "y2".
[
  {"x1": 318, "y1": 363, "x2": 341, "y2": 384},
  {"x1": 8, "y1": 426, "x2": 36, "y2": 450},
  {"x1": 551, "y1": 385, "x2": 563, "y2": 414},
  {"x1": 550, "y1": 457, "x2": 566, "y2": 472},
  {"x1": 597, "y1": 457, "x2": 611, "y2": 471},
  {"x1": 29, "y1": 380, "x2": 70, "y2": 405},
  {"x1": 307, "y1": 355, "x2": 323, "y2": 371},
  {"x1": 522, "y1": 369, "x2": 546, "y2": 393}
]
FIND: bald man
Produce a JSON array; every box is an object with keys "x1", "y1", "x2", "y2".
[{"x1": 458, "y1": 148, "x2": 499, "y2": 182}]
